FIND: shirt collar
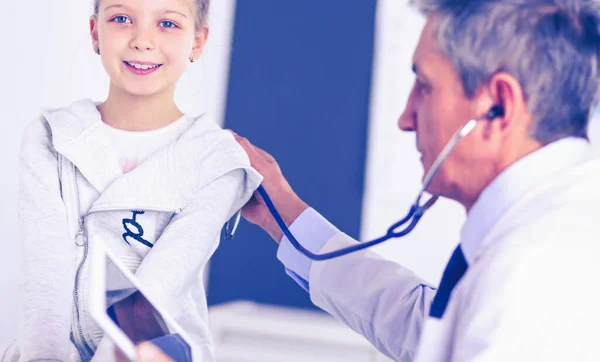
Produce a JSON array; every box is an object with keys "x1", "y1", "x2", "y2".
[{"x1": 460, "y1": 137, "x2": 591, "y2": 264}]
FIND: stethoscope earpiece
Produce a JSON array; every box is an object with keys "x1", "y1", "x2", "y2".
[{"x1": 486, "y1": 105, "x2": 504, "y2": 120}]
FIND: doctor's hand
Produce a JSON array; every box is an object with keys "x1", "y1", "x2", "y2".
[
  {"x1": 231, "y1": 132, "x2": 309, "y2": 243},
  {"x1": 114, "y1": 342, "x2": 173, "y2": 362},
  {"x1": 137, "y1": 343, "x2": 173, "y2": 362}
]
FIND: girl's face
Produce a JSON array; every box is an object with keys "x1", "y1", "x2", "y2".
[{"x1": 90, "y1": 0, "x2": 208, "y2": 98}]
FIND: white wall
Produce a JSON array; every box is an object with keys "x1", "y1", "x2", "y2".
[
  {"x1": 361, "y1": 0, "x2": 461, "y2": 285},
  {"x1": 362, "y1": 0, "x2": 600, "y2": 286},
  {"x1": 0, "y1": 0, "x2": 236, "y2": 348}
]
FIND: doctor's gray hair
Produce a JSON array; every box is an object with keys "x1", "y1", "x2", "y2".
[
  {"x1": 410, "y1": 0, "x2": 600, "y2": 143},
  {"x1": 93, "y1": 0, "x2": 210, "y2": 28}
]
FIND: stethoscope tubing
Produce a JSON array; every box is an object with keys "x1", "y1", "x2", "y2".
[
  {"x1": 227, "y1": 104, "x2": 505, "y2": 260},
  {"x1": 255, "y1": 118, "x2": 481, "y2": 261}
]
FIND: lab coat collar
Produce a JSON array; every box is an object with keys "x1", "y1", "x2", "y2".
[{"x1": 460, "y1": 137, "x2": 591, "y2": 264}]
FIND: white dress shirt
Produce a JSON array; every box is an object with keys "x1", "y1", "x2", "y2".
[{"x1": 277, "y1": 137, "x2": 600, "y2": 361}]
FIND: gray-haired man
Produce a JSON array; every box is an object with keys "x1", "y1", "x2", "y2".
[{"x1": 233, "y1": 1, "x2": 600, "y2": 362}]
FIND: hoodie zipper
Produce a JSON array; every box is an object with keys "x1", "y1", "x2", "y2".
[{"x1": 72, "y1": 165, "x2": 95, "y2": 358}]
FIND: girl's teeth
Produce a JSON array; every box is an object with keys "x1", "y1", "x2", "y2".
[{"x1": 129, "y1": 63, "x2": 157, "y2": 70}]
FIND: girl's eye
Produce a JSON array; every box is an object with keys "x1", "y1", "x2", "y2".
[
  {"x1": 160, "y1": 20, "x2": 178, "y2": 29},
  {"x1": 112, "y1": 15, "x2": 132, "y2": 24}
]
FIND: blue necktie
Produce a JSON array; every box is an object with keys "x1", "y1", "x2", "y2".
[{"x1": 429, "y1": 244, "x2": 468, "y2": 319}]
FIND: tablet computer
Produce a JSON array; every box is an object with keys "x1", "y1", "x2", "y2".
[{"x1": 89, "y1": 242, "x2": 194, "y2": 361}]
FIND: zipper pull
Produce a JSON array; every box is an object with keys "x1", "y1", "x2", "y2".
[{"x1": 75, "y1": 218, "x2": 85, "y2": 247}]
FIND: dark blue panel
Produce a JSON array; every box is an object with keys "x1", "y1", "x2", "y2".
[{"x1": 208, "y1": 1, "x2": 376, "y2": 310}]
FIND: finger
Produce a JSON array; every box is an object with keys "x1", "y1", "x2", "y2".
[
  {"x1": 137, "y1": 342, "x2": 174, "y2": 362},
  {"x1": 252, "y1": 145, "x2": 276, "y2": 164},
  {"x1": 234, "y1": 136, "x2": 275, "y2": 165},
  {"x1": 231, "y1": 133, "x2": 257, "y2": 155},
  {"x1": 232, "y1": 134, "x2": 272, "y2": 167}
]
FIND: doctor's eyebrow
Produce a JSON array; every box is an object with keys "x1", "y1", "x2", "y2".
[{"x1": 412, "y1": 63, "x2": 430, "y2": 83}]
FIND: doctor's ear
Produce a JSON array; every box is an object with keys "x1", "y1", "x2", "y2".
[{"x1": 487, "y1": 72, "x2": 528, "y2": 130}]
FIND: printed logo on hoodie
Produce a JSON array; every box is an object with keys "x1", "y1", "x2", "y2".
[{"x1": 122, "y1": 211, "x2": 152, "y2": 248}]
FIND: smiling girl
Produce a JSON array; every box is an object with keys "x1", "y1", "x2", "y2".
[{"x1": 3, "y1": 0, "x2": 261, "y2": 361}]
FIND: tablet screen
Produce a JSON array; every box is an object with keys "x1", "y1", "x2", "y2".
[{"x1": 104, "y1": 258, "x2": 192, "y2": 361}]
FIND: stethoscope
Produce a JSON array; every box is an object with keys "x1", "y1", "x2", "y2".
[{"x1": 223, "y1": 105, "x2": 504, "y2": 261}]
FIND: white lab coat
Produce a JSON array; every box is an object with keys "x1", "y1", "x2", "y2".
[{"x1": 295, "y1": 139, "x2": 600, "y2": 361}]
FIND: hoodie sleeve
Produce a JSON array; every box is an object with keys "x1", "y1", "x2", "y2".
[
  {"x1": 17, "y1": 118, "x2": 75, "y2": 361},
  {"x1": 132, "y1": 169, "x2": 248, "y2": 360}
]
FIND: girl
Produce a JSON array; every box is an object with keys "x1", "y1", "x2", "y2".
[{"x1": 3, "y1": 0, "x2": 261, "y2": 360}]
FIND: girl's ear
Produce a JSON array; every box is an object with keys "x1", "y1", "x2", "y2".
[
  {"x1": 90, "y1": 15, "x2": 100, "y2": 52},
  {"x1": 190, "y1": 24, "x2": 210, "y2": 61}
]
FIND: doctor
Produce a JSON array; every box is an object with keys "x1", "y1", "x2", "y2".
[
  {"x1": 127, "y1": 0, "x2": 600, "y2": 361},
  {"x1": 232, "y1": 1, "x2": 600, "y2": 362}
]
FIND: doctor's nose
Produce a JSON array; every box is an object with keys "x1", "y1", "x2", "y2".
[{"x1": 398, "y1": 88, "x2": 417, "y2": 132}]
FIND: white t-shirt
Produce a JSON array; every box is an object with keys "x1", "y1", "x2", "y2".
[{"x1": 101, "y1": 115, "x2": 194, "y2": 174}]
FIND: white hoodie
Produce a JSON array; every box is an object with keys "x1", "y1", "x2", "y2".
[{"x1": 3, "y1": 99, "x2": 262, "y2": 361}]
